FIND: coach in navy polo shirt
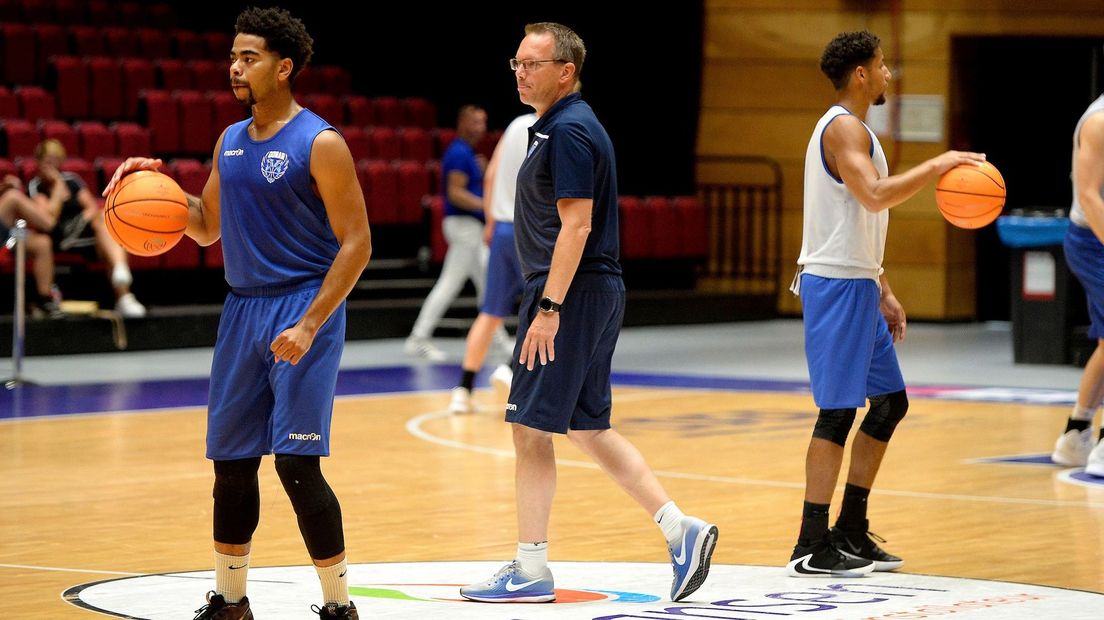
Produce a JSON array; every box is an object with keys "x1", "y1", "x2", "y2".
[{"x1": 460, "y1": 22, "x2": 718, "y2": 605}]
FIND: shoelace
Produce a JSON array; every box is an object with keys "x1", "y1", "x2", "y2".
[
  {"x1": 866, "y1": 531, "x2": 888, "y2": 545},
  {"x1": 311, "y1": 603, "x2": 351, "y2": 617}
]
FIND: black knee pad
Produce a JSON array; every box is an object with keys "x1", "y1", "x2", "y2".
[
  {"x1": 859, "y1": 389, "x2": 909, "y2": 442},
  {"x1": 275, "y1": 454, "x2": 345, "y2": 559},
  {"x1": 812, "y1": 408, "x2": 857, "y2": 446},
  {"x1": 212, "y1": 457, "x2": 262, "y2": 545}
]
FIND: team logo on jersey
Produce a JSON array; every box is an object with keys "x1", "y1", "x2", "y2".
[{"x1": 261, "y1": 150, "x2": 289, "y2": 183}]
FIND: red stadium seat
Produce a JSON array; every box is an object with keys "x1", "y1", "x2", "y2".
[
  {"x1": 395, "y1": 160, "x2": 430, "y2": 225},
  {"x1": 16, "y1": 157, "x2": 39, "y2": 183},
  {"x1": 48, "y1": 56, "x2": 89, "y2": 119},
  {"x1": 111, "y1": 122, "x2": 152, "y2": 157},
  {"x1": 166, "y1": 158, "x2": 210, "y2": 196},
  {"x1": 0, "y1": 87, "x2": 17, "y2": 119},
  {"x1": 315, "y1": 66, "x2": 351, "y2": 96},
  {"x1": 340, "y1": 127, "x2": 369, "y2": 161},
  {"x1": 398, "y1": 127, "x2": 433, "y2": 162},
  {"x1": 293, "y1": 67, "x2": 322, "y2": 94},
  {"x1": 137, "y1": 28, "x2": 172, "y2": 60},
  {"x1": 94, "y1": 156, "x2": 126, "y2": 189},
  {"x1": 187, "y1": 60, "x2": 225, "y2": 94},
  {"x1": 645, "y1": 196, "x2": 679, "y2": 258},
  {"x1": 174, "y1": 90, "x2": 212, "y2": 156},
  {"x1": 303, "y1": 94, "x2": 343, "y2": 126},
  {"x1": 53, "y1": 0, "x2": 84, "y2": 24},
  {"x1": 38, "y1": 119, "x2": 77, "y2": 155},
  {"x1": 156, "y1": 58, "x2": 192, "y2": 91},
  {"x1": 120, "y1": 58, "x2": 156, "y2": 119},
  {"x1": 33, "y1": 23, "x2": 69, "y2": 83},
  {"x1": 87, "y1": 56, "x2": 124, "y2": 120},
  {"x1": 139, "y1": 90, "x2": 179, "y2": 154},
  {"x1": 476, "y1": 129, "x2": 501, "y2": 161},
  {"x1": 74, "y1": 121, "x2": 115, "y2": 161},
  {"x1": 433, "y1": 128, "x2": 457, "y2": 158},
  {"x1": 171, "y1": 30, "x2": 204, "y2": 60},
  {"x1": 1, "y1": 24, "x2": 36, "y2": 84},
  {"x1": 208, "y1": 92, "x2": 248, "y2": 140},
  {"x1": 367, "y1": 127, "x2": 400, "y2": 161},
  {"x1": 402, "y1": 97, "x2": 437, "y2": 130},
  {"x1": 373, "y1": 96, "x2": 402, "y2": 128},
  {"x1": 201, "y1": 31, "x2": 230, "y2": 60},
  {"x1": 84, "y1": 0, "x2": 108, "y2": 26},
  {"x1": 674, "y1": 196, "x2": 708, "y2": 259},
  {"x1": 343, "y1": 95, "x2": 375, "y2": 126},
  {"x1": 0, "y1": 120, "x2": 38, "y2": 159},
  {"x1": 357, "y1": 159, "x2": 400, "y2": 225},
  {"x1": 103, "y1": 26, "x2": 137, "y2": 57},
  {"x1": 0, "y1": 158, "x2": 17, "y2": 180},
  {"x1": 116, "y1": 2, "x2": 143, "y2": 27},
  {"x1": 21, "y1": 0, "x2": 56, "y2": 23},
  {"x1": 69, "y1": 25, "x2": 105, "y2": 57},
  {"x1": 60, "y1": 157, "x2": 97, "y2": 192},
  {"x1": 146, "y1": 3, "x2": 176, "y2": 29},
  {"x1": 14, "y1": 86, "x2": 56, "y2": 123},
  {"x1": 424, "y1": 159, "x2": 441, "y2": 196},
  {"x1": 619, "y1": 196, "x2": 655, "y2": 259}
]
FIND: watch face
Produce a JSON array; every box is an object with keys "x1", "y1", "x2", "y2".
[{"x1": 539, "y1": 298, "x2": 552, "y2": 311}]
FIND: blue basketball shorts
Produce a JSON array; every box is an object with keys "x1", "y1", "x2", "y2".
[
  {"x1": 206, "y1": 282, "x2": 346, "y2": 460},
  {"x1": 481, "y1": 222, "x2": 523, "y2": 318},
  {"x1": 506, "y1": 272, "x2": 625, "y2": 434},
  {"x1": 1065, "y1": 223, "x2": 1104, "y2": 340},
  {"x1": 800, "y1": 273, "x2": 905, "y2": 409}
]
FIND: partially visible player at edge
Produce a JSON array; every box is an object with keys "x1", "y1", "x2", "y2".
[
  {"x1": 788, "y1": 30, "x2": 984, "y2": 578},
  {"x1": 103, "y1": 7, "x2": 368, "y2": 619}
]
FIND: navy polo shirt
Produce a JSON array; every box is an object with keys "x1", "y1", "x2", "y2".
[{"x1": 514, "y1": 92, "x2": 621, "y2": 279}]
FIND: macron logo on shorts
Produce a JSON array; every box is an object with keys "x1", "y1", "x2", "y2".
[
  {"x1": 505, "y1": 403, "x2": 518, "y2": 412},
  {"x1": 288, "y1": 432, "x2": 321, "y2": 441}
]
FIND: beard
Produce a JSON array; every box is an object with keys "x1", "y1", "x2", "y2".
[{"x1": 232, "y1": 85, "x2": 255, "y2": 107}]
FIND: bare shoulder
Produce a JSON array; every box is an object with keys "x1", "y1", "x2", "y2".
[{"x1": 823, "y1": 113, "x2": 871, "y2": 152}]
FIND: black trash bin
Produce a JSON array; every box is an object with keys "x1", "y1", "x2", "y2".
[{"x1": 996, "y1": 209, "x2": 1075, "y2": 364}]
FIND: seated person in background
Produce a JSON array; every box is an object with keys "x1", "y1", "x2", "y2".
[
  {"x1": 27, "y1": 139, "x2": 146, "y2": 318},
  {"x1": 0, "y1": 174, "x2": 65, "y2": 318}
]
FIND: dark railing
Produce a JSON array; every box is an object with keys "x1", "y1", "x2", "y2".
[{"x1": 696, "y1": 155, "x2": 784, "y2": 296}]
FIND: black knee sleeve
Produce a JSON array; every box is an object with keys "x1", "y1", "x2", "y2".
[
  {"x1": 274, "y1": 454, "x2": 345, "y2": 560},
  {"x1": 212, "y1": 457, "x2": 262, "y2": 545},
  {"x1": 812, "y1": 407, "x2": 857, "y2": 446},
  {"x1": 859, "y1": 389, "x2": 909, "y2": 442}
]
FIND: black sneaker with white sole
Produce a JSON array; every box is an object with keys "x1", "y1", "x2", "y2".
[
  {"x1": 828, "y1": 524, "x2": 904, "y2": 571},
  {"x1": 786, "y1": 536, "x2": 875, "y2": 577}
]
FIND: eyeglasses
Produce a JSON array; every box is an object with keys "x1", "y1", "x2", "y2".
[{"x1": 509, "y1": 58, "x2": 567, "y2": 72}]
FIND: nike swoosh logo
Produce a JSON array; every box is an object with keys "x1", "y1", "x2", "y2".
[
  {"x1": 843, "y1": 539, "x2": 864, "y2": 555},
  {"x1": 505, "y1": 577, "x2": 542, "y2": 592},
  {"x1": 794, "y1": 555, "x2": 833, "y2": 574},
  {"x1": 228, "y1": 564, "x2": 246, "y2": 570},
  {"x1": 673, "y1": 528, "x2": 690, "y2": 565}
]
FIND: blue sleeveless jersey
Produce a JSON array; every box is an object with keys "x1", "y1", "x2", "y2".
[{"x1": 218, "y1": 109, "x2": 340, "y2": 289}]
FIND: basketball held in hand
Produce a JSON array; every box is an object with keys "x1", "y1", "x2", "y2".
[
  {"x1": 935, "y1": 161, "x2": 1006, "y2": 229},
  {"x1": 104, "y1": 170, "x2": 189, "y2": 256}
]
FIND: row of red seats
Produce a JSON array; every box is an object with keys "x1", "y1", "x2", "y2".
[
  {"x1": 0, "y1": 0, "x2": 175, "y2": 29},
  {"x1": 1, "y1": 24, "x2": 226, "y2": 85},
  {"x1": 425, "y1": 196, "x2": 709, "y2": 264},
  {"x1": 0, "y1": 121, "x2": 150, "y2": 166}
]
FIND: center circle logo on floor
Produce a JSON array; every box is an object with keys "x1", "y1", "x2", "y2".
[{"x1": 64, "y1": 561, "x2": 1102, "y2": 619}]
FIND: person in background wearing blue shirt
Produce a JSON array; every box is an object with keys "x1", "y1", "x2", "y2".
[
  {"x1": 460, "y1": 22, "x2": 718, "y2": 604},
  {"x1": 103, "y1": 7, "x2": 368, "y2": 619}
]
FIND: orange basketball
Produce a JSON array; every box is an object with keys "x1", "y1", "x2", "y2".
[
  {"x1": 104, "y1": 170, "x2": 189, "y2": 256},
  {"x1": 934, "y1": 161, "x2": 1006, "y2": 229}
]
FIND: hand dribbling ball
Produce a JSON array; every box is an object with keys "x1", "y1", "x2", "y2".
[
  {"x1": 935, "y1": 161, "x2": 1006, "y2": 229},
  {"x1": 104, "y1": 170, "x2": 189, "y2": 256}
]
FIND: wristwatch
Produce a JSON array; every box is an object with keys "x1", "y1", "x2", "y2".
[{"x1": 538, "y1": 296, "x2": 562, "y2": 314}]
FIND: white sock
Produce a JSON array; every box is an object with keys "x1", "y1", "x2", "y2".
[
  {"x1": 214, "y1": 550, "x2": 249, "y2": 604},
  {"x1": 654, "y1": 500, "x2": 685, "y2": 544},
  {"x1": 1071, "y1": 405, "x2": 1096, "y2": 422},
  {"x1": 315, "y1": 557, "x2": 350, "y2": 606},
  {"x1": 111, "y1": 263, "x2": 133, "y2": 288},
  {"x1": 516, "y1": 541, "x2": 548, "y2": 575}
]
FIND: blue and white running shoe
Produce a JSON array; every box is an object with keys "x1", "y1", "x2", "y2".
[
  {"x1": 669, "y1": 516, "x2": 719, "y2": 601},
  {"x1": 459, "y1": 560, "x2": 555, "y2": 603}
]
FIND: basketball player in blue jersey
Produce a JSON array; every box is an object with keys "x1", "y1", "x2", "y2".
[
  {"x1": 788, "y1": 30, "x2": 984, "y2": 577},
  {"x1": 460, "y1": 23, "x2": 717, "y2": 604},
  {"x1": 1052, "y1": 94, "x2": 1104, "y2": 475},
  {"x1": 103, "y1": 7, "x2": 368, "y2": 619}
]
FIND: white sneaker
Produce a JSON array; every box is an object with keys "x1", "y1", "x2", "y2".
[
  {"x1": 115, "y1": 293, "x2": 146, "y2": 318},
  {"x1": 448, "y1": 386, "x2": 473, "y2": 414},
  {"x1": 1052, "y1": 427, "x2": 1095, "y2": 466},
  {"x1": 490, "y1": 364, "x2": 513, "y2": 390},
  {"x1": 1086, "y1": 439, "x2": 1104, "y2": 477},
  {"x1": 405, "y1": 336, "x2": 447, "y2": 361}
]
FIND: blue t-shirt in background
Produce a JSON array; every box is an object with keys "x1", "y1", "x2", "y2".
[
  {"x1": 514, "y1": 92, "x2": 621, "y2": 279},
  {"x1": 441, "y1": 138, "x2": 484, "y2": 222}
]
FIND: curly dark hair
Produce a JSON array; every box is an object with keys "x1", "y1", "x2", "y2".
[
  {"x1": 820, "y1": 31, "x2": 881, "y2": 90},
  {"x1": 235, "y1": 6, "x2": 313, "y2": 82}
]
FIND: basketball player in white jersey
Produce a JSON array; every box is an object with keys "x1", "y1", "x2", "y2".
[
  {"x1": 1052, "y1": 94, "x2": 1104, "y2": 475},
  {"x1": 788, "y1": 30, "x2": 985, "y2": 577}
]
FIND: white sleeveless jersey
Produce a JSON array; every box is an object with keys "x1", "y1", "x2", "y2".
[
  {"x1": 1070, "y1": 95, "x2": 1104, "y2": 228},
  {"x1": 796, "y1": 105, "x2": 889, "y2": 284},
  {"x1": 490, "y1": 113, "x2": 537, "y2": 223}
]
